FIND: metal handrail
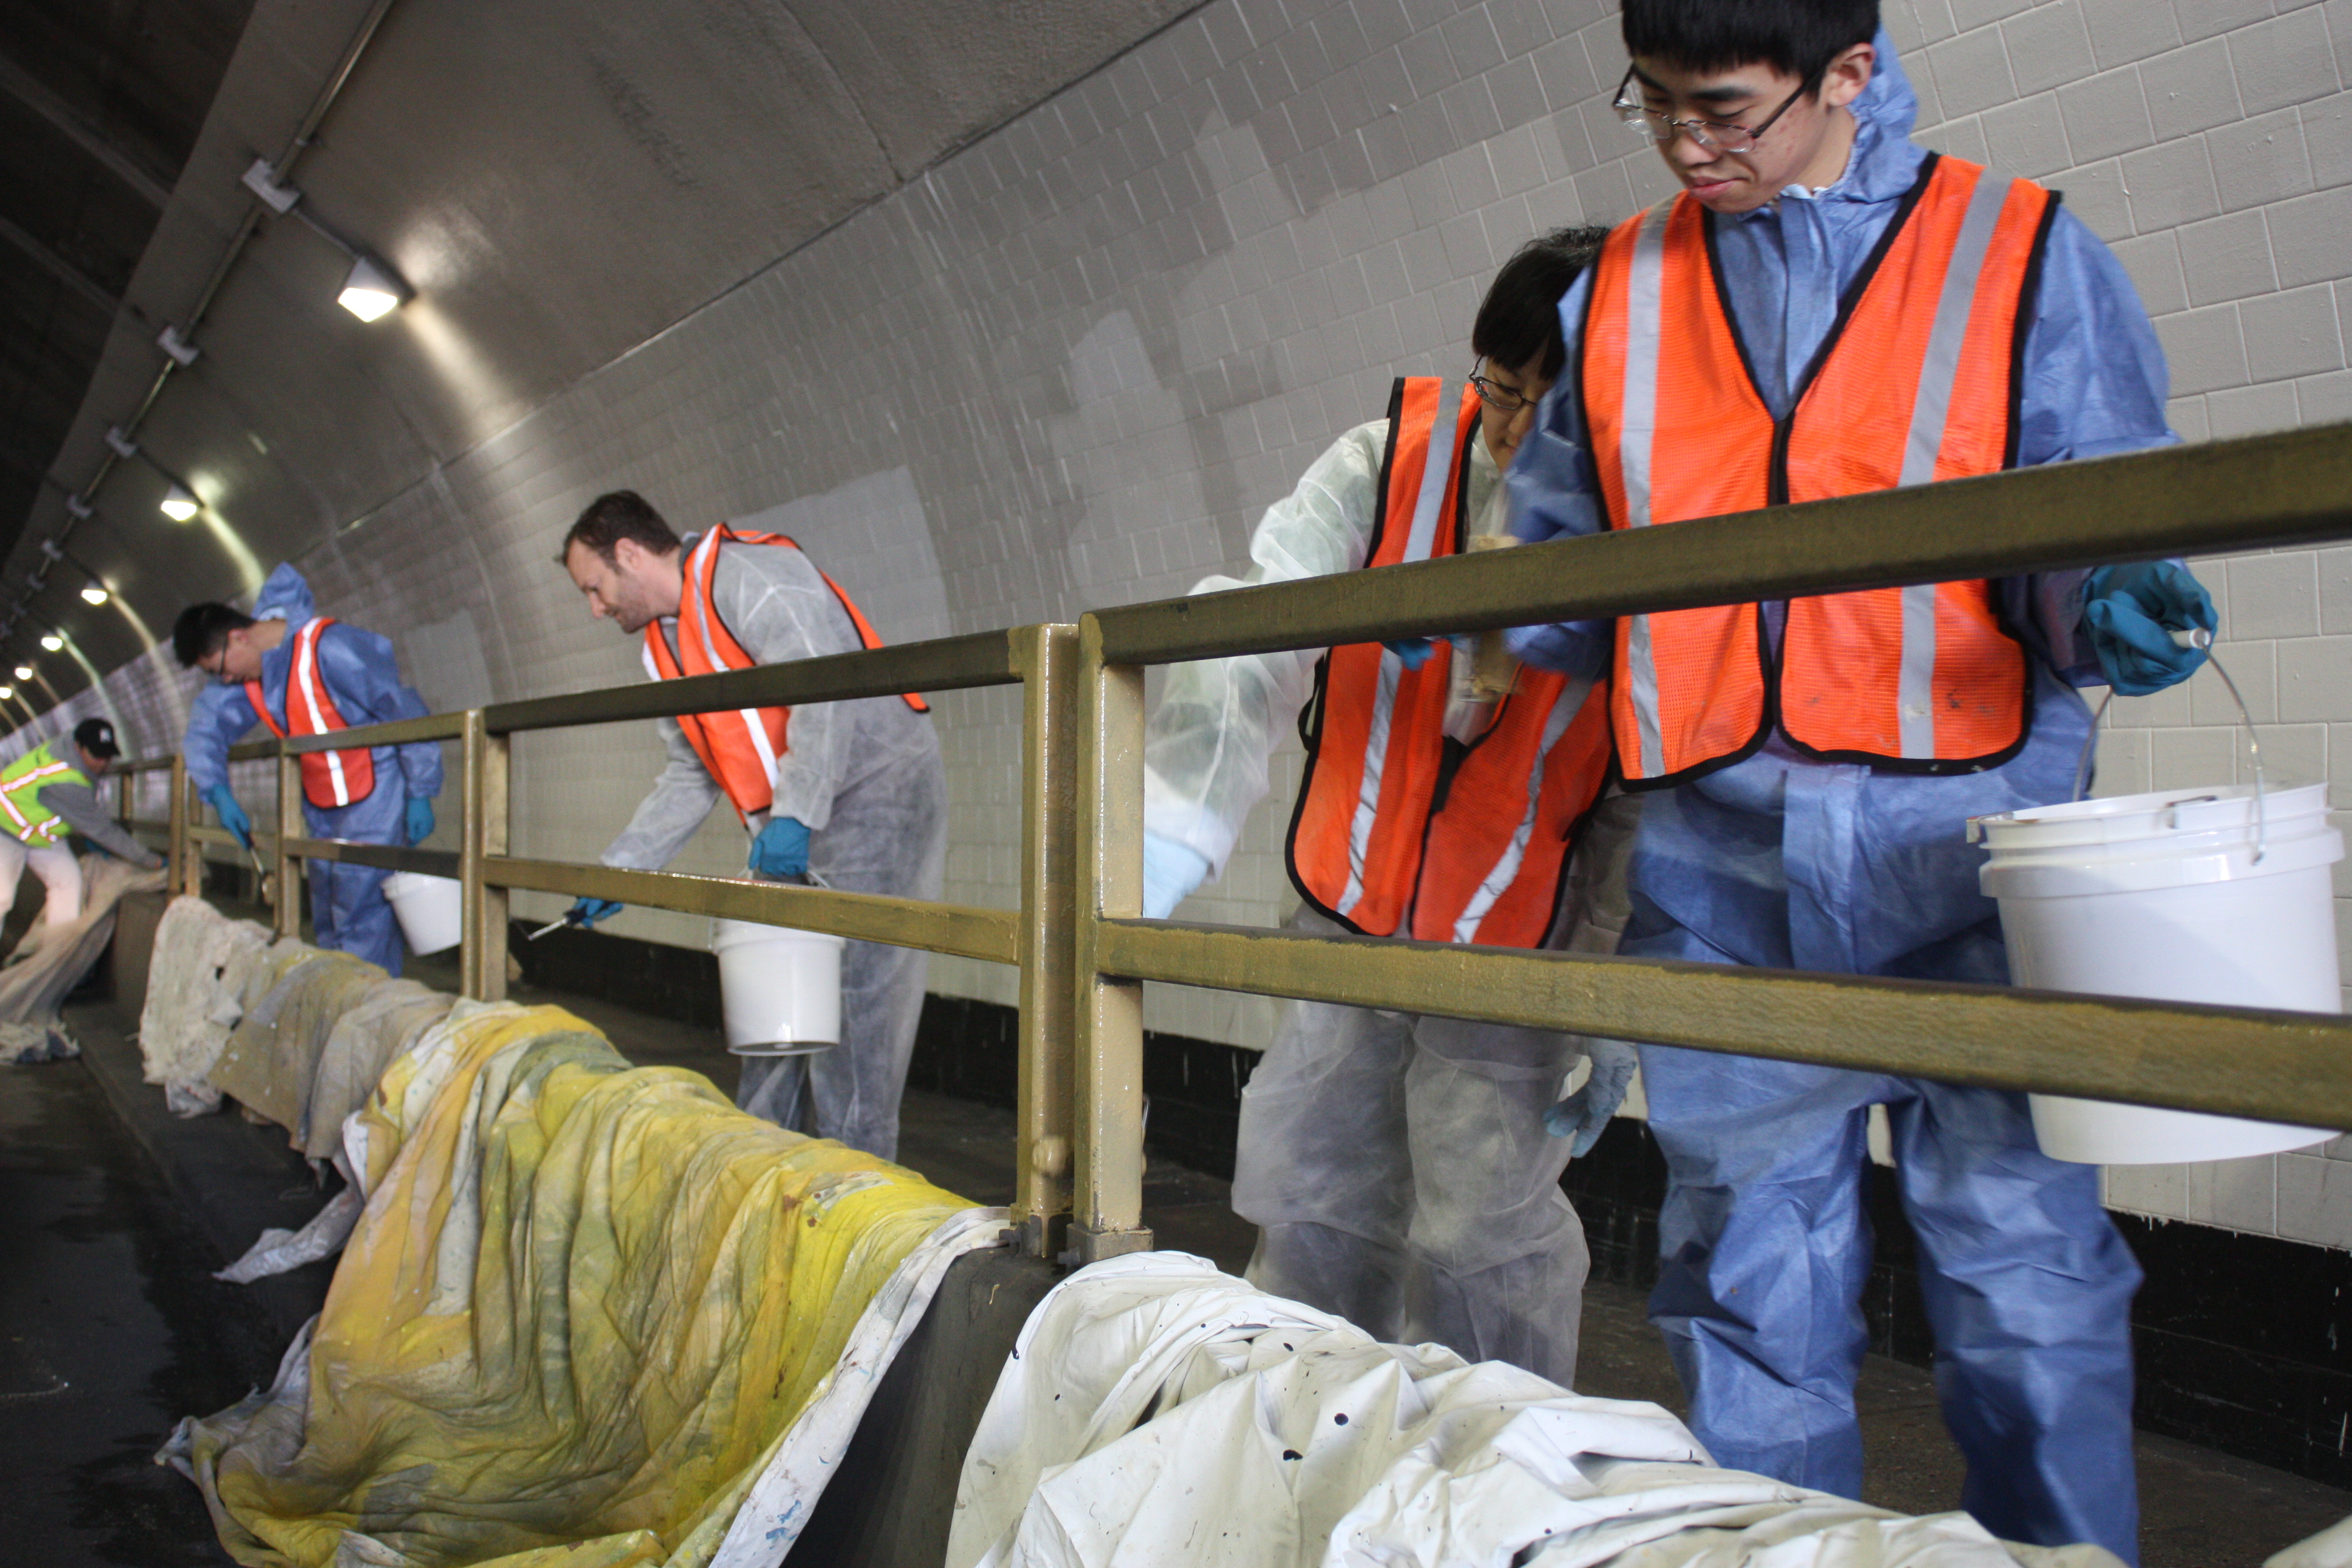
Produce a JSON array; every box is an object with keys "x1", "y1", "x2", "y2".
[{"x1": 98, "y1": 421, "x2": 2352, "y2": 1271}]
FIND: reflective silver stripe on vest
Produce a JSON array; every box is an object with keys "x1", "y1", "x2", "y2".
[
  {"x1": 1337, "y1": 382, "x2": 1468, "y2": 919},
  {"x1": 1620, "y1": 203, "x2": 1675, "y2": 778},
  {"x1": 1897, "y1": 169, "x2": 2015, "y2": 758},
  {"x1": 1450, "y1": 676, "x2": 1594, "y2": 944},
  {"x1": 686, "y1": 530, "x2": 785, "y2": 794}
]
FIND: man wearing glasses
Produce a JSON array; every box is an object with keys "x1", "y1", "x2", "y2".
[
  {"x1": 1504, "y1": 4, "x2": 2209, "y2": 1561},
  {"x1": 172, "y1": 564, "x2": 442, "y2": 974},
  {"x1": 1134, "y1": 228, "x2": 1637, "y2": 1387}
]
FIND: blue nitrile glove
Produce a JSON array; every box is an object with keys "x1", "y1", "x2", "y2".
[
  {"x1": 405, "y1": 797, "x2": 435, "y2": 846},
  {"x1": 749, "y1": 815, "x2": 811, "y2": 880},
  {"x1": 567, "y1": 897, "x2": 622, "y2": 928},
  {"x1": 1141, "y1": 831, "x2": 1211, "y2": 919},
  {"x1": 203, "y1": 783, "x2": 252, "y2": 850},
  {"x1": 1544, "y1": 1038, "x2": 1639, "y2": 1157},
  {"x1": 2084, "y1": 561, "x2": 2215, "y2": 696},
  {"x1": 1384, "y1": 638, "x2": 1435, "y2": 669}
]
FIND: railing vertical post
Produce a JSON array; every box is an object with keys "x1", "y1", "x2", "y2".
[
  {"x1": 274, "y1": 751, "x2": 302, "y2": 938},
  {"x1": 1070, "y1": 615, "x2": 1152, "y2": 1264},
  {"x1": 168, "y1": 755, "x2": 190, "y2": 899},
  {"x1": 1012, "y1": 624, "x2": 1079, "y2": 1261},
  {"x1": 461, "y1": 711, "x2": 509, "y2": 1001}
]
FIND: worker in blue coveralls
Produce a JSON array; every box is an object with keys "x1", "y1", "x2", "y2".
[
  {"x1": 1502, "y1": 6, "x2": 2211, "y2": 1563},
  {"x1": 173, "y1": 563, "x2": 443, "y2": 975}
]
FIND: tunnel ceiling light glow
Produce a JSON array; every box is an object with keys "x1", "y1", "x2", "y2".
[
  {"x1": 339, "y1": 256, "x2": 408, "y2": 322},
  {"x1": 80, "y1": 584, "x2": 108, "y2": 606},
  {"x1": 0, "y1": 688, "x2": 15, "y2": 701},
  {"x1": 39, "y1": 634, "x2": 62, "y2": 652},
  {"x1": 13, "y1": 667, "x2": 30, "y2": 682},
  {"x1": 160, "y1": 483, "x2": 199, "y2": 522}
]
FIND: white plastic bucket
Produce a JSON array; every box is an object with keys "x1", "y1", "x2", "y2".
[
  {"x1": 383, "y1": 872, "x2": 464, "y2": 956},
  {"x1": 1974, "y1": 781, "x2": 2343, "y2": 1164},
  {"x1": 711, "y1": 918, "x2": 845, "y2": 1055}
]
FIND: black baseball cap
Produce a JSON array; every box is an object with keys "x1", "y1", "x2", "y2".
[{"x1": 73, "y1": 717, "x2": 119, "y2": 759}]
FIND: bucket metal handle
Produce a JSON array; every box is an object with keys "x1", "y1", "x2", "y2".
[{"x1": 2072, "y1": 627, "x2": 2267, "y2": 864}]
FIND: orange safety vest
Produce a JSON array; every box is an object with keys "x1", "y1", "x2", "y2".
[
  {"x1": 246, "y1": 618, "x2": 377, "y2": 810},
  {"x1": 643, "y1": 525, "x2": 928, "y2": 821},
  {"x1": 1287, "y1": 378, "x2": 1616, "y2": 949},
  {"x1": 1583, "y1": 154, "x2": 2051, "y2": 788}
]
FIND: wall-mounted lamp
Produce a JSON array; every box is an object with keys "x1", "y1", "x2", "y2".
[
  {"x1": 339, "y1": 255, "x2": 410, "y2": 322},
  {"x1": 1, "y1": 688, "x2": 18, "y2": 702},
  {"x1": 79, "y1": 583, "x2": 108, "y2": 607},
  {"x1": 38, "y1": 635, "x2": 62, "y2": 652},
  {"x1": 14, "y1": 666, "x2": 33, "y2": 683},
  {"x1": 160, "y1": 483, "x2": 200, "y2": 522}
]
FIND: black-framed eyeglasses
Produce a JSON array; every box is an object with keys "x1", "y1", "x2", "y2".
[
  {"x1": 1468, "y1": 362, "x2": 1539, "y2": 415},
  {"x1": 1613, "y1": 66, "x2": 1810, "y2": 154}
]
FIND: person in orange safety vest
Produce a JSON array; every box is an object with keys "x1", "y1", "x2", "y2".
[
  {"x1": 559, "y1": 492, "x2": 945, "y2": 1162},
  {"x1": 1136, "y1": 228, "x2": 1637, "y2": 1388}
]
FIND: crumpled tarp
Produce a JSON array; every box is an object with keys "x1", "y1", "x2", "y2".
[
  {"x1": 208, "y1": 943, "x2": 389, "y2": 1137},
  {"x1": 949, "y1": 1253, "x2": 2122, "y2": 1568},
  {"x1": 301, "y1": 977, "x2": 453, "y2": 1158},
  {"x1": 139, "y1": 894, "x2": 274, "y2": 1114},
  {"x1": 165, "y1": 999, "x2": 995, "y2": 1568},
  {"x1": 2272, "y1": 1516, "x2": 2352, "y2": 1568},
  {"x1": 0, "y1": 853, "x2": 166, "y2": 1061}
]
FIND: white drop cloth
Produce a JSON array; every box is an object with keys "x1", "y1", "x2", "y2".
[
  {"x1": 948, "y1": 1253, "x2": 2124, "y2": 1568},
  {"x1": 138, "y1": 894, "x2": 272, "y2": 1115}
]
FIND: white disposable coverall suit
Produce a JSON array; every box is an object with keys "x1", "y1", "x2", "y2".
[
  {"x1": 601, "y1": 533, "x2": 946, "y2": 1162},
  {"x1": 1143, "y1": 421, "x2": 1635, "y2": 1387}
]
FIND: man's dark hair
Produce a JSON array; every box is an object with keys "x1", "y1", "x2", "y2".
[
  {"x1": 1621, "y1": 0, "x2": 1877, "y2": 88},
  {"x1": 562, "y1": 490, "x2": 682, "y2": 567},
  {"x1": 172, "y1": 602, "x2": 254, "y2": 669},
  {"x1": 1472, "y1": 225, "x2": 1611, "y2": 382}
]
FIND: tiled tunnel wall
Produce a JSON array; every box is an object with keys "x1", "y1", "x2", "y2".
[{"x1": 13, "y1": 0, "x2": 2352, "y2": 1245}]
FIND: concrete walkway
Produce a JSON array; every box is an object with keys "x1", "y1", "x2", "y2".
[{"x1": 14, "y1": 930, "x2": 2349, "y2": 1565}]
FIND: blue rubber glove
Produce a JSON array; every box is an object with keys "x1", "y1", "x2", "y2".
[
  {"x1": 203, "y1": 783, "x2": 252, "y2": 850},
  {"x1": 1140, "y1": 831, "x2": 1211, "y2": 919},
  {"x1": 567, "y1": 897, "x2": 623, "y2": 928},
  {"x1": 748, "y1": 815, "x2": 811, "y2": 880},
  {"x1": 2083, "y1": 562, "x2": 2215, "y2": 696},
  {"x1": 405, "y1": 797, "x2": 435, "y2": 846},
  {"x1": 1544, "y1": 1038, "x2": 1639, "y2": 1157},
  {"x1": 1384, "y1": 638, "x2": 1435, "y2": 669}
]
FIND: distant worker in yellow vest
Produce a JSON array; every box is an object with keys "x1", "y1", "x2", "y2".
[
  {"x1": 1135, "y1": 228, "x2": 1635, "y2": 1387},
  {"x1": 0, "y1": 718, "x2": 163, "y2": 936},
  {"x1": 559, "y1": 492, "x2": 946, "y2": 1161}
]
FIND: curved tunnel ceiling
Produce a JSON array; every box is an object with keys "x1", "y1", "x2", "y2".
[{"x1": 5, "y1": 0, "x2": 1200, "y2": 695}]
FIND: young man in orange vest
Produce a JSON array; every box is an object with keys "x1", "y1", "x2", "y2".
[
  {"x1": 1137, "y1": 228, "x2": 1634, "y2": 1387},
  {"x1": 559, "y1": 492, "x2": 946, "y2": 1162},
  {"x1": 1505, "y1": 7, "x2": 2213, "y2": 1560},
  {"x1": 176, "y1": 563, "x2": 444, "y2": 974}
]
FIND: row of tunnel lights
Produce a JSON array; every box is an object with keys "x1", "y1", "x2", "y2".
[{"x1": 8, "y1": 157, "x2": 411, "y2": 711}]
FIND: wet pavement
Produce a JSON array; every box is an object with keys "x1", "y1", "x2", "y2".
[{"x1": 13, "y1": 933, "x2": 2351, "y2": 1566}]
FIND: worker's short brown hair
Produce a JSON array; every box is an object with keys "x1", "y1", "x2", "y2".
[{"x1": 561, "y1": 491, "x2": 682, "y2": 567}]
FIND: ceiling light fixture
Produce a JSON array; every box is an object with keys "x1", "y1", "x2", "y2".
[
  {"x1": 0, "y1": 688, "x2": 16, "y2": 702},
  {"x1": 339, "y1": 255, "x2": 410, "y2": 322},
  {"x1": 160, "y1": 483, "x2": 199, "y2": 522},
  {"x1": 39, "y1": 634, "x2": 62, "y2": 652},
  {"x1": 14, "y1": 666, "x2": 31, "y2": 683},
  {"x1": 80, "y1": 583, "x2": 109, "y2": 607}
]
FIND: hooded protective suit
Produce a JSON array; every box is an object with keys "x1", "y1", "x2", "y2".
[
  {"x1": 1504, "y1": 39, "x2": 2165, "y2": 1564},
  {"x1": 184, "y1": 565, "x2": 443, "y2": 976},
  {"x1": 601, "y1": 532, "x2": 945, "y2": 1163},
  {"x1": 1143, "y1": 421, "x2": 1637, "y2": 1389}
]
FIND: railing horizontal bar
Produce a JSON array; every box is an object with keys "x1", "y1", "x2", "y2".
[
  {"x1": 1093, "y1": 422, "x2": 2352, "y2": 664},
  {"x1": 112, "y1": 758, "x2": 175, "y2": 774},
  {"x1": 187, "y1": 825, "x2": 276, "y2": 851},
  {"x1": 481, "y1": 630, "x2": 1019, "y2": 737},
  {"x1": 1098, "y1": 918, "x2": 2352, "y2": 1130},
  {"x1": 284, "y1": 836, "x2": 461, "y2": 878},
  {"x1": 283, "y1": 713, "x2": 466, "y2": 753},
  {"x1": 483, "y1": 856, "x2": 1020, "y2": 965},
  {"x1": 226, "y1": 740, "x2": 278, "y2": 763}
]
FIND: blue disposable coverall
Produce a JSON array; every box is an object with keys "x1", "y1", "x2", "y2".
[
  {"x1": 184, "y1": 564, "x2": 443, "y2": 975},
  {"x1": 1504, "y1": 39, "x2": 2168, "y2": 1564}
]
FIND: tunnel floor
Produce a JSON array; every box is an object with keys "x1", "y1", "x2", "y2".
[{"x1": 10, "y1": 945, "x2": 2350, "y2": 1566}]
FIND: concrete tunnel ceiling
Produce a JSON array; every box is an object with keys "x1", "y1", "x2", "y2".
[{"x1": 3, "y1": 0, "x2": 1201, "y2": 699}]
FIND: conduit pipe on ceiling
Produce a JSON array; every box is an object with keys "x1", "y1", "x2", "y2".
[{"x1": 4, "y1": 0, "x2": 403, "y2": 714}]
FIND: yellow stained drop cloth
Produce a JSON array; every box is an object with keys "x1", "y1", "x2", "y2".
[{"x1": 166, "y1": 1002, "x2": 984, "y2": 1568}]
